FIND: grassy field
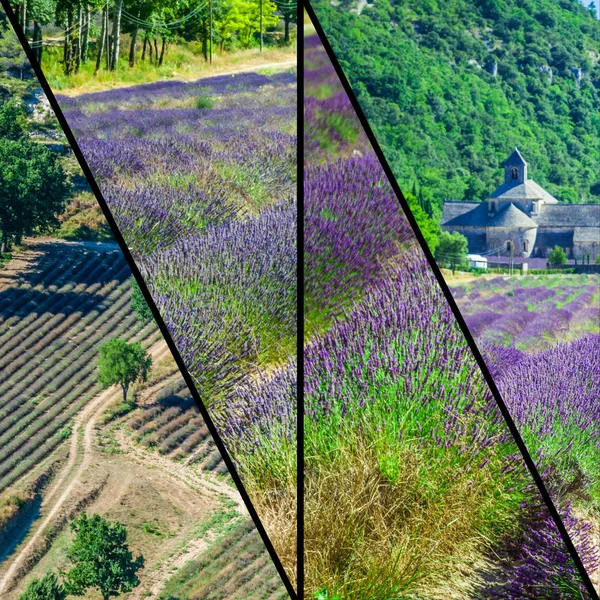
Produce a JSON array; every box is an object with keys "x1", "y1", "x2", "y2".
[{"x1": 42, "y1": 40, "x2": 296, "y2": 95}]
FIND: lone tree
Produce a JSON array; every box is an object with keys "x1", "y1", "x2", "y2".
[
  {"x1": 64, "y1": 513, "x2": 144, "y2": 600},
  {"x1": 19, "y1": 573, "x2": 66, "y2": 600},
  {"x1": 0, "y1": 100, "x2": 71, "y2": 253},
  {"x1": 97, "y1": 338, "x2": 152, "y2": 403},
  {"x1": 435, "y1": 231, "x2": 469, "y2": 274},
  {"x1": 548, "y1": 245, "x2": 567, "y2": 266}
]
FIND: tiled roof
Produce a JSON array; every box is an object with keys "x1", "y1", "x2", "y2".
[
  {"x1": 489, "y1": 179, "x2": 558, "y2": 203},
  {"x1": 533, "y1": 204, "x2": 600, "y2": 227},
  {"x1": 488, "y1": 203, "x2": 538, "y2": 228}
]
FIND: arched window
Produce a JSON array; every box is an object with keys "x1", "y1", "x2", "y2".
[{"x1": 511, "y1": 167, "x2": 519, "y2": 180}]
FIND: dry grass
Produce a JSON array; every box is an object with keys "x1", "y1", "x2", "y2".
[
  {"x1": 244, "y1": 469, "x2": 297, "y2": 589},
  {"x1": 305, "y1": 437, "x2": 520, "y2": 598}
]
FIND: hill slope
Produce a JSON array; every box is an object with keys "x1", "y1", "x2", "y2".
[{"x1": 311, "y1": 0, "x2": 600, "y2": 215}]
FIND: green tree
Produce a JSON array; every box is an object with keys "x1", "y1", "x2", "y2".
[
  {"x1": 406, "y1": 192, "x2": 440, "y2": 254},
  {"x1": 548, "y1": 245, "x2": 567, "y2": 266},
  {"x1": 97, "y1": 338, "x2": 152, "y2": 403},
  {"x1": 64, "y1": 513, "x2": 144, "y2": 600},
  {"x1": 595, "y1": 254, "x2": 600, "y2": 265},
  {"x1": 130, "y1": 279, "x2": 154, "y2": 322},
  {"x1": 0, "y1": 102, "x2": 71, "y2": 253},
  {"x1": 435, "y1": 231, "x2": 469, "y2": 273},
  {"x1": 0, "y1": 23, "x2": 31, "y2": 78},
  {"x1": 19, "y1": 573, "x2": 66, "y2": 600}
]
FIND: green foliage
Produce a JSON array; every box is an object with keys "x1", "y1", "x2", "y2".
[
  {"x1": 406, "y1": 192, "x2": 440, "y2": 253},
  {"x1": 97, "y1": 338, "x2": 152, "y2": 402},
  {"x1": 548, "y1": 244, "x2": 568, "y2": 265},
  {"x1": 0, "y1": 22, "x2": 31, "y2": 79},
  {"x1": 130, "y1": 279, "x2": 154, "y2": 323},
  {"x1": 19, "y1": 573, "x2": 66, "y2": 600},
  {"x1": 196, "y1": 94, "x2": 213, "y2": 109},
  {"x1": 311, "y1": 0, "x2": 600, "y2": 216},
  {"x1": 595, "y1": 254, "x2": 600, "y2": 265},
  {"x1": 435, "y1": 230, "x2": 469, "y2": 271},
  {"x1": 64, "y1": 513, "x2": 144, "y2": 600},
  {"x1": 0, "y1": 100, "x2": 71, "y2": 251}
]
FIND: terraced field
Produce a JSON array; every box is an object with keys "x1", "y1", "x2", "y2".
[
  {"x1": 0, "y1": 242, "x2": 160, "y2": 493},
  {"x1": 159, "y1": 518, "x2": 289, "y2": 600},
  {"x1": 0, "y1": 240, "x2": 288, "y2": 600},
  {"x1": 128, "y1": 377, "x2": 227, "y2": 473}
]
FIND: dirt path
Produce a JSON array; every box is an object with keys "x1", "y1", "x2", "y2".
[
  {"x1": 0, "y1": 340, "x2": 168, "y2": 595},
  {"x1": 128, "y1": 536, "x2": 211, "y2": 600},
  {"x1": 115, "y1": 429, "x2": 246, "y2": 517},
  {"x1": 59, "y1": 59, "x2": 297, "y2": 98}
]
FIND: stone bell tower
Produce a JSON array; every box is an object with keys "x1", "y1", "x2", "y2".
[{"x1": 504, "y1": 147, "x2": 527, "y2": 184}]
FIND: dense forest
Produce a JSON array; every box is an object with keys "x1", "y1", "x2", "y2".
[{"x1": 311, "y1": 0, "x2": 600, "y2": 219}]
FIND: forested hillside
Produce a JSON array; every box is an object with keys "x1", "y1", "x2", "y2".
[{"x1": 311, "y1": 0, "x2": 600, "y2": 217}]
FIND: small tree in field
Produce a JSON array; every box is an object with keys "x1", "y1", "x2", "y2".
[
  {"x1": 435, "y1": 231, "x2": 469, "y2": 274},
  {"x1": 64, "y1": 513, "x2": 144, "y2": 600},
  {"x1": 548, "y1": 245, "x2": 567, "y2": 266},
  {"x1": 19, "y1": 573, "x2": 65, "y2": 600},
  {"x1": 97, "y1": 339, "x2": 152, "y2": 403}
]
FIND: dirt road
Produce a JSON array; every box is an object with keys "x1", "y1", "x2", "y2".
[{"x1": 0, "y1": 341, "x2": 170, "y2": 595}]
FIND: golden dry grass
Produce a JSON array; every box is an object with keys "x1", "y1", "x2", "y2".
[{"x1": 305, "y1": 437, "x2": 521, "y2": 598}]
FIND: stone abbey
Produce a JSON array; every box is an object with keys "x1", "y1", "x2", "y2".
[{"x1": 442, "y1": 148, "x2": 600, "y2": 260}]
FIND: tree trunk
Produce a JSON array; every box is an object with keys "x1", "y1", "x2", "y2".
[
  {"x1": 82, "y1": 3, "x2": 90, "y2": 63},
  {"x1": 33, "y1": 20, "x2": 42, "y2": 64},
  {"x1": 122, "y1": 383, "x2": 128, "y2": 403},
  {"x1": 158, "y1": 37, "x2": 166, "y2": 66},
  {"x1": 74, "y1": 5, "x2": 82, "y2": 73},
  {"x1": 63, "y1": 8, "x2": 72, "y2": 75},
  {"x1": 153, "y1": 38, "x2": 158, "y2": 66},
  {"x1": 141, "y1": 32, "x2": 148, "y2": 61},
  {"x1": 201, "y1": 20, "x2": 207, "y2": 62},
  {"x1": 20, "y1": 2, "x2": 26, "y2": 32},
  {"x1": 129, "y1": 26, "x2": 139, "y2": 67},
  {"x1": 95, "y1": 4, "x2": 106, "y2": 73},
  {"x1": 148, "y1": 36, "x2": 153, "y2": 63},
  {"x1": 284, "y1": 14, "x2": 290, "y2": 43},
  {"x1": 110, "y1": 0, "x2": 123, "y2": 70}
]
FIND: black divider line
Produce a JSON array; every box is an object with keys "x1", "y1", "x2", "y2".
[
  {"x1": 0, "y1": 2, "x2": 298, "y2": 597},
  {"x1": 303, "y1": 3, "x2": 598, "y2": 597},
  {"x1": 297, "y1": 3, "x2": 305, "y2": 599}
]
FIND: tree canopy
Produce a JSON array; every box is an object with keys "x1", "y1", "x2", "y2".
[
  {"x1": 98, "y1": 338, "x2": 152, "y2": 402},
  {"x1": 64, "y1": 513, "x2": 144, "y2": 600},
  {"x1": 548, "y1": 244, "x2": 568, "y2": 265},
  {"x1": 19, "y1": 573, "x2": 66, "y2": 600},
  {"x1": 435, "y1": 231, "x2": 469, "y2": 272},
  {"x1": 0, "y1": 99, "x2": 71, "y2": 252}
]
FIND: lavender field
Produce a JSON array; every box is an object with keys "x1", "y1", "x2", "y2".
[
  {"x1": 450, "y1": 273, "x2": 600, "y2": 589},
  {"x1": 304, "y1": 33, "x2": 595, "y2": 599},
  {"x1": 57, "y1": 68, "x2": 298, "y2": 581},
  {"x1": 451, "y1": 274, "x2": 599, "y2": 351}
]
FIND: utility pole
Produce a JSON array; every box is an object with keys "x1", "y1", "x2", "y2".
[
  {"x1": 209, "y1": 0, "x2": 213, "y2": 64},
  {"x1": 259, "y1": 0, "x2": 263, "y2": 52}
]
